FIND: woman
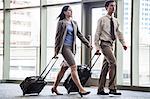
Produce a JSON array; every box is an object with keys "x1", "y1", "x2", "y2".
[{"x1": 51, "y1": 5, "x2": 92, "y2": 97}]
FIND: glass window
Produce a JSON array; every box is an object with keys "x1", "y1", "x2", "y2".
[
  {"x1": 91, "y1": 7, "x2": 107, "y2": 78},
  {"x1": 122, "y1": 0, "x2": 131, "y2": 85},
  {"x1": 139, "y1": 0, "x2": 150, "y2": 87},
  {"x1": 10, "y1": 8, "x2": 40, "y2": 79},
  {"x1": 0, "y1": 11, "x2": 3, "y2": 79},
  {"x1": 10, "y1": 0, "x2": 40, "y2": 8},
  {"x1": 47, "y1": 4, "x2": 81, "y2": 81},
  {"x1": 47, "y1": 0, "x2": 81, "y2": 4},
  {"x1": 0, "y1": 0, "x2": 3, "y2": 9}
]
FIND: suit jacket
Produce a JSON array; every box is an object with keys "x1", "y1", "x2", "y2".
[{"x1": 55, "y1": 19, "x2": 90, "y2": 55}]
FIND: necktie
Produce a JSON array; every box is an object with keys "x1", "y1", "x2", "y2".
[{"x1": 110, "y1": 17, "x2": 116, "y2": 40}]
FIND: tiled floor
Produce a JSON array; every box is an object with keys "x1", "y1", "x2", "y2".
[{"x1": 0, "y1": 83, "x2": 150, "y2": 99}]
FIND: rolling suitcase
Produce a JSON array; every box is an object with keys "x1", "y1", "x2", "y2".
[
  {"x1": 20, "y1": 57, "x2": 58, "y2": 96},
  {"x1": 63, "y1": 53, "x2": 101, "y2": 94}
]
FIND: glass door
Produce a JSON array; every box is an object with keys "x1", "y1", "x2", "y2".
[
  {"x1": 82, "y1": 1, "x2": 106, "y2": 80},
  {"x1": 83, "y1": 0, "x2": 131, "y2": 86},
  {"x1": 0, "y1": 11, "x2": 3, "y2": 79},
  {"x1": 91, "y1": 7, "x2": 107, "y2": 78}
]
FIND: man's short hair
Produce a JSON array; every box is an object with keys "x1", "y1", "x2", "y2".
[{"x1": 105, "y1": 0, "x2": 115, "y2": 9}]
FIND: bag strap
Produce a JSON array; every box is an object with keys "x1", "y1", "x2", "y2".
[
  {"x1": 87, "y1": 52, "x2": 101, "y2": 70},
  {"x1": 90, "y1": 53, "x2": 100, "y2": 70},
  {"x1": 38, "y1": 57, "x2": 58, "y2": 80}
]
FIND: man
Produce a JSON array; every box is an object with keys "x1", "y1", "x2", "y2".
[{"x1": 94, "y1": 0, "x2": 127, "y2": 95}]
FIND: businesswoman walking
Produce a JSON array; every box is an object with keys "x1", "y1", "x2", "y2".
[{"x1": 51, "y1": 5, "x2": 92, "y2": 97}]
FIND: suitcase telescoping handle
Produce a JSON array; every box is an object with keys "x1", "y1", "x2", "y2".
[
  {"x1": 39, "y1": 56, "x2": 59, "y2": 80},
  {"x1": 87, "y1": 52, "x2": 101, "y2": 70}
]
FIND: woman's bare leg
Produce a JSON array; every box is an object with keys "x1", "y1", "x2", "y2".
[
  {"x1": 52, "y1": 65, "x2": 68, "y2": 94},
  {"x1": 70, "y1": 65, "x2": 86, "y2": 93}
]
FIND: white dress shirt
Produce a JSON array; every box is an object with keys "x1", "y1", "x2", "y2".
[{"x1": 94, "y1": 14, "x2": 126, "y2": 50}]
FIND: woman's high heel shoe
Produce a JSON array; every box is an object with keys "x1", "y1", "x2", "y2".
[
  {"x1": 51, "y1": 88, "x2": 63, "y2": 95},
  {"x1": 79, "y1": 91, "x2": 90, "y2": 97}
]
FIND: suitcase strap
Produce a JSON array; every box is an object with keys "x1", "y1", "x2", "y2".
[
  {"x1": 87, "y1": 53, "x2": 101, "y2": 70},
  {"x1": 39, "y1": 57, "x2": 59, "y2": 80}
]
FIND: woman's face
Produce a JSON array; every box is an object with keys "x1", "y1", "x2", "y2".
[{"x1": 64, "y1": 7, "x2": 72, "y2": 18}]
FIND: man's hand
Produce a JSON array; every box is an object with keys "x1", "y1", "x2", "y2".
[
  {"x1": 95, "y1": 50, "x2": 101, "y2": 55},
  {"x1": 123, "y1": 46, "x2": 127, "y2": 50}
]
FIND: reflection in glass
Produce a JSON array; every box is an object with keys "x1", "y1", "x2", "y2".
[
  {"x1": 10, "y1": 9, "x2": 40, "y2": 79},
  {"x1": 10, "y1": 0, "x2": 40, "y2": 8},
  {"x1": 47, "y1": 4, "x2": 81, "y2": 81},
  {"x1": 0, "y1": 0, "x2": 3, "y2": 9},
  {"x1": 47, "y1": 0, "x2": 81, "y2": 4},
  {"x1": 0, "y1": 11, "x2": 3, "y2": 79},
  {"x1": 139, "y1": 0, "x2": 150, "y2": 87},
  {"x1": 123, "y1": 0, "x2": 131, "y2": 85},
  {"x1": 91, "y1": 8, "x2": 107, "y2": 78}
]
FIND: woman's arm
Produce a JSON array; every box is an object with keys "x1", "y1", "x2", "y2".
[
  {"x1": 77, "y1": 26, "x2": 91, "y2": 48},
  {"x1": 55, "y1": 21, "x2": 63, "y2": 55}
]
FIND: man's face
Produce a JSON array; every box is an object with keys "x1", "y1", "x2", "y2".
[{"x1": 106, "y1": 2, "x2": 116, "y2": 14}]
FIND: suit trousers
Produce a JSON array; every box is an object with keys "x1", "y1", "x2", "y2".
[{"x1": 98, "y1": 41, "x2": 117, "y2": 92}]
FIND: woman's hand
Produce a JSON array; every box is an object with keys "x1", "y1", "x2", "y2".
[
  {"x1": 53, "y1": 53, "x2": 58, "y2": 59},
  {"x1": 123, "y1": 45, "x2": 127, "y2": 50},
  {"x1": 88, "y1": 44, "x2": 93, "y2": 50}
]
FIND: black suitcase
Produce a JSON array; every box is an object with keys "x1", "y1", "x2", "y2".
[
  {"x1": 63, "y1": 53, "x2": 100, "y2": 94},
  {"x1": 20, "y1": 57, "x2": 58, "y2": 96}
]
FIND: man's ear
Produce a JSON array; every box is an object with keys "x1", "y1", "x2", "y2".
[{"x1": 105, "y1": 7, "x2": 108, "y2": 10}]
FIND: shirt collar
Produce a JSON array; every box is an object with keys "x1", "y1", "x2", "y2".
[{"x1": 106, "y1": 14, "x2": 114, "y2": 19}]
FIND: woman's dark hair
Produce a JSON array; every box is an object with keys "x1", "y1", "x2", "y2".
[
  {"x1": 104, "y1": 0, "x2": 115, "y2": 9},
  {"x1": 57, "y1": 5, "x2": 70, "y2": 21}
]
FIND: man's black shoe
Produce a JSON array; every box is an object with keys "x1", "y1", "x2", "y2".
[
  {"x1": 97, "y1": 91, "x2": 109, "y2": 95},
  {"x1": 109, "y1": 89, "x2": 121, "y2": 95}
]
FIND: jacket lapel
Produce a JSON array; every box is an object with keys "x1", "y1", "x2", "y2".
[
  {"x1": 62, "y1": 19, "x2": 77, "y2": 38},
  {"x1": 62, "y1": 19, "x2": 67, "y2": 29},
  {"x1": 71, "y1": 20, "x2": 77, "y2": 36}
]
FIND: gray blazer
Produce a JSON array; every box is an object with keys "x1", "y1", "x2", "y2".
[{"x1": 55, "y1": 19, "x2": 90, "y2": 55}]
